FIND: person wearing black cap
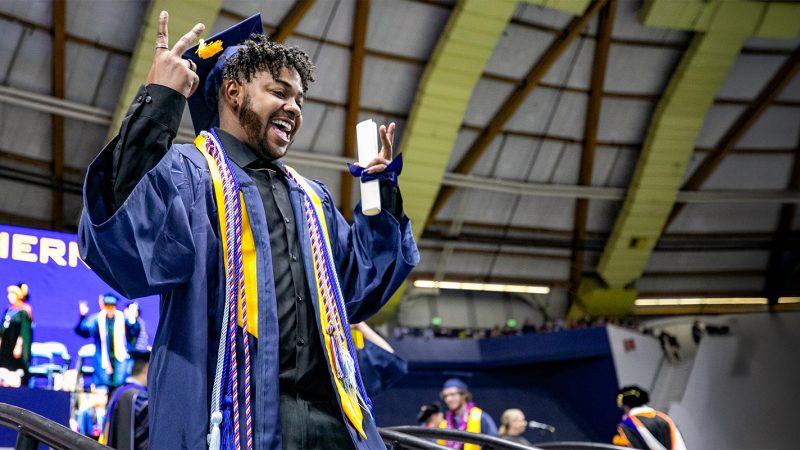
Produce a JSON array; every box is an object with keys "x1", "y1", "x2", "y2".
[
  {"x1": 437, "y1": 378, "x2": 498, "y2": 449},
  {"x1": 75, "y1": 293, "x2": 129, "y2": 389},
  {"x1": 613, "y1": 385, "x2": 687, "y2": 450},
  {"x1": 104, "y1": 348, "x2": 150, "y2": 450},
  {"x1": 416, "y1": 403, "x2": 443, "y2": 428},
  {"x1": 78, "y1": 10, "x2": 418, "y2": 450}
]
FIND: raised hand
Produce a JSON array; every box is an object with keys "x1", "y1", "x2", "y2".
[
  {"x1": 146, "y1": 11, "x2": 205, "y2": 98},
  {"x1": 79, "y1": 301, "x2": 89, "y2": 316},
  {"x1": 364, "y1": 122, "x2": 396, "y2": 174}
]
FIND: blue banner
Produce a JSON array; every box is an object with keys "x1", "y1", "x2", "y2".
[{"x1": 0, "y1": 223, "x2": 159, "y2": 359}]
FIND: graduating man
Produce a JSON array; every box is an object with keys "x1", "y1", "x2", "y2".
[
  {"x1": 438, "y1": 378, "x2": 498, "y2": 450},
  {"x1": 79, "y1": 11, "x2": 418, "y2": 450},
  {"x1": 75, "y1": 294, "x2": 129, "y2": 389}
]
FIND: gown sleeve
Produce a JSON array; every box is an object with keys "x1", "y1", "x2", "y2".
[
  {"x1": 78, "y1": 85, "x2": 198, "y2": 299},
  {"x1": 316, "y1": 181, "x2": 419, "y2": 322}
]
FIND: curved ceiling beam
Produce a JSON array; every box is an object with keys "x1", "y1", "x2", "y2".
[
  {"x1": 107, "y1": 0, "x2": 223, "y2": 140},
  {"x1": 666, "y1": 44, "x2": 800, "y2": 227},
  {"x1": 575, "y1": 0, "x2": 800, "y2": 316},
  {"x1": 425, "y1": 0, "x2": 604, "y2": 228},
  {"x1": 370, "y1": 0, "x2": 594, "y2": 323},
  {"x1": 369, "y1": 0, "x2": 520, "y2": 322}
]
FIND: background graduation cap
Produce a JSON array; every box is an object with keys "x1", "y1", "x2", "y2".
[{"x1": 182, "y1": 14, "x2": 263, "y2": 136}]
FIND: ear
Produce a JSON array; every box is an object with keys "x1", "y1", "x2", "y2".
[{"x1": 220, "y1": 79, "x2": 243, "y2": 111}]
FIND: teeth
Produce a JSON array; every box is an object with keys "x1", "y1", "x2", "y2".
[{"x1": 271, "y1": 119, "x2": 292, "y2": 133}]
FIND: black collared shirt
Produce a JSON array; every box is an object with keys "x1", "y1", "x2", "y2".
[{"x1": 214, "y1": 128, "x2": 332, "y2": 401}]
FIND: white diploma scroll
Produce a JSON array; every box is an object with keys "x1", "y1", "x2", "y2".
[{"x1": 356, "y1": 119, "x2": 381, "y2": 216}]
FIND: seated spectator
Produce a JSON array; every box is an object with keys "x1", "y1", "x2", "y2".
[
  {"x1": 104, "y1": 349, "x2": 150, "y2": 449},
  {"x1": 691, "y1": 320, "x2": 704, "y2": 344},
  {"x1": 78, "y1": 390, "x2": 108, "y2": 441},
  {"x1": 499, "y1": 408, "x2": 531, "y2": 445},
  {"x1": 438, "y1": 378, "x2": 498, "y2": 449},
  {"x1": 416, "y1": 402, "x2": 443, "y2": 428}
]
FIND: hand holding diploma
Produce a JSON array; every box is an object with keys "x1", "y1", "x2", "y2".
[{"x1": 352, "y1": 121, "x2": 397, "y2": 216}]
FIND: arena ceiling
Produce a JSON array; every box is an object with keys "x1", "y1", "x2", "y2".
[{"x1": 0, "y1": 0, "x2": 799, "y2": 320}]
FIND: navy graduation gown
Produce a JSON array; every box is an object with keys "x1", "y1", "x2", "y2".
[{"x1": 79, "y1": 137, "x2": 418, "y2": 449}]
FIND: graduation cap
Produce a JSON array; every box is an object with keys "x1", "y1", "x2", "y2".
[
  {"x1": 101, "y1": 292, "x2": 119, "y2": 306},
  {"x1": 182, "y1": 14, "x2": 263, "y2": 135}
]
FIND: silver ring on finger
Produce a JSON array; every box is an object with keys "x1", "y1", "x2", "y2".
[{"x1": 155, "y1": 42, "x2": 169, "y2": 50}]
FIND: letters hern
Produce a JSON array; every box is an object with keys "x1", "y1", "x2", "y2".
[{"x1": 0, "y1": 231, "x2": 80, "y2": 267}]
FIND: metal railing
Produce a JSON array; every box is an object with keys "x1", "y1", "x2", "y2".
[
  {"x1": 0, "y1": 402, "x2": 629, "y2": 450},
  {"x1": 0, "y1": 402, "x2": 108, "y2": 450},
  {"x1": 385, "y1": 426, "x2": 631, "y2": 450},
  {"x1": 537, "y1": 443, "x2": 630, "y2": 450},
  {"x1": 387, "y1": 426, "x2": 544, "y2": 449}
]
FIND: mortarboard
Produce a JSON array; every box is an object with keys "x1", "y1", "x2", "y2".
[
  {"x1": 182, "y1": 14, "x2": 263, "y2": 136},
  {"x1": 101, "y1": 292, "x2": 118, "y2": 306}
]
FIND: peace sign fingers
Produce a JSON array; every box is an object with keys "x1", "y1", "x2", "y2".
[
  {"x1": 146, "y1": 11, "x2": 205, "y2": 98},
  {"x1": 172, "y1": 21, "x2": 205, "y2": 56}
]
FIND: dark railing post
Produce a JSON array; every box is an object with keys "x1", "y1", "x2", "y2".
[{"x1": 15, "y1": 426, "x2": 39, "y2": 450}]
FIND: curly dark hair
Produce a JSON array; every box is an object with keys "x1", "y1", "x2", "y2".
[{"x1": 223, "y1": 34, "x2": 316, "y2": 92}]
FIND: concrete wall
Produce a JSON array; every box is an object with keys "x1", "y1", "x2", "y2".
[
  {"x1": 668, "y1": 312, "x2": 800, "y2": 450},
  {"x1": 606, "y1": 325, "x2": 663, "y2": 390}
]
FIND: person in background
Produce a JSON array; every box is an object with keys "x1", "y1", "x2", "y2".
[
  {"x1": 350, "y1": 322, "x2": 408, "y2": 398},
  {"x1": 416, "y1": 402, "x2": 443, "y2": 428},
  {"x1": 122, "y1": 302, "x2": 148, "y2": 379},
  {"x1": 691, "y1": 320, "x2": 703, "y2": 345},
  {"x1": 75, "y1": 294, "x2": 130, "y2": 389},
  {"x1": 498, "y1": 408, "x2": 531, "y2": 445},
  {"x1": 438, "y1": 378, "x2": 498, "y2": 449},
  {"x1": 0, "y1": 283, "x2": 33, "y2": 385},
  {"x1": 104, "y1": 349, "x2": 150, "y2": 450},
  {"x1": 123, "y1": 302, "x2": 148, "y2": 352},
  {"x1": 78, "y1": 389, "x2": 109, "y2": 441},
  {"x1": 613, "y1": 385, "x2": 687, "y2": 450}
]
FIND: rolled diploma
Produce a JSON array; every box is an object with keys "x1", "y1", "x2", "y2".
[{"x1": 356, "y1": 119, "x2": 381, "y2": 216}]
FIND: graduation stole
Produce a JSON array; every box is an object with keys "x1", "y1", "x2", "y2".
[
  {"x1": 283, "y1": 165, "x2": 372, "y2": 438},
  {"x1": 97, "y1": 310, "x2": 128, "y2": 367},
  {"x1": 195, "y1": 130, "x2": 255, "y2": 450}
]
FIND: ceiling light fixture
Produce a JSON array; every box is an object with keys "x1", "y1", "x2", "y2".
[
  {"x1": 634, "y1": 297, "x2": 768, "y2": 307},
  {"x1": 413, "y1": 280, "x2": 550, "y2": 295}
]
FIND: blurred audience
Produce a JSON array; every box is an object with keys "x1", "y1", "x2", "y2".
[{"x1": 393, "y1": 315, "x2": 642, "y2": 341}]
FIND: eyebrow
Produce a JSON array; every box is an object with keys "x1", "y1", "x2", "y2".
[{"x1": 275, "y1": 78, "x2": 305, "y2": 101}]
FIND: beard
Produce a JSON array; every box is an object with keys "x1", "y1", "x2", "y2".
[{"x1": 237, "y1": 94, "x2": 287, "y2": 161}]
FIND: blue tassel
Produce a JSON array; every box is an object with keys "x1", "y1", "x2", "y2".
[{"x1": 220, "y1": 396, "x2": 235, "y2": 450}]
